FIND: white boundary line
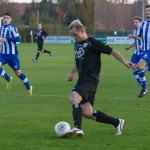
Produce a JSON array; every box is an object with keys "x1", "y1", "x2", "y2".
[{"x1": 0, "y1": 92, "x2": 149, "y2": 100}]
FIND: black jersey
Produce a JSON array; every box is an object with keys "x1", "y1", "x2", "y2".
[
  {"x1": 74, "y1": 36, "x2": 113, "y2": 81},
  {"x1": 34, "y1": 29, "x2": 48, "y2": 41}
]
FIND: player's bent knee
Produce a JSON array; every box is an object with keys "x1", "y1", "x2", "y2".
[
  {"x1": 83, "y1": 112, "x2": 92, "y2": 119},
  {"x1": 137, "y1": 65, "x2": 144, "y2": 70},
  {"x1": 69, "y1": 91, "x2": 82, "y2": 105},
  {"x1": 14, "y1": 70, "x2": 21, "y2": 76},
  {"x1": 69, "y1": 96, "x2": 79, "y2": 105}
]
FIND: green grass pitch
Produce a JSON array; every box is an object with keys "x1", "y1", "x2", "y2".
[{"x1": 0, "y1": 43, "x2": 150, "y2": 150}]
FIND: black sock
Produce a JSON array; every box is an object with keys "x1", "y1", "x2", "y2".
[
  {"x1": 43, "y1": 49, "x2": 51, "y2": 53},
  {"x1": 72, "y1": 103, "x2": 82, "y2": 129},
  {"x1": 92, "y1": 110, "x2": 119, "y2": 127},
  {"x1": 36, "y1": 53, "x2": 40, "y2": 60}
]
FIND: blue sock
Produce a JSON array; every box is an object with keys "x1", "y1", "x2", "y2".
[
  {"x1": 139, "y1": 70, "x2": 146, "y2": 90},
  {"x1": 18, "y1": 73, "x2": 30, "y2": 90},
  {"x1": 0, "y1": 68, "x2": 10, "y2": 82},
  {"x1": 133, "y1": 70, "x2": 141, "y2": 85}
]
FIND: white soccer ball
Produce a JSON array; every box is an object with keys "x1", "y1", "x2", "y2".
[{"x1": 54, "y1": 121, "x2": 71, "y2": 137}]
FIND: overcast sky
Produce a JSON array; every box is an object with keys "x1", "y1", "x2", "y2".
[
  {"x1": 9, "y1": 0, "x2": 41, "y2": 3},
  {"x1": 9, "y1": 0, "x2": 135, "y2": 3}
]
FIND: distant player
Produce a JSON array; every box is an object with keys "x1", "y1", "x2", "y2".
[
  {"x1": 65, "y1": 19, "x2": 132, "y2": 137},
  {"x1": 129, "y1": 5, "x2": 150, "y2": 97},
  {"x1": 0, "y1": 12, "x2": 33, "y2": 96},
  {"x1": 33, "y1": 23, "x2": 51, "y2": 62},
  {"x1": 125, "y1": 16, "x2": 146, "y2": 88}
]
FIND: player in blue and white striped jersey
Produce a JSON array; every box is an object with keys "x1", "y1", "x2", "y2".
[
  {"x1": 129, "y1": 5, "x2": 150, "y2": 97},
  {"x1": 0, "y1": 12, "x2": 33, "y2": 96},
  {"x1": 126, "y1": 16, "x2": 144, "y2": 87}
]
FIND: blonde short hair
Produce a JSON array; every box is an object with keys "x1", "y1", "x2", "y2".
[{"x1": 69, "y1": 19, "x2": 85, "y2": 31}]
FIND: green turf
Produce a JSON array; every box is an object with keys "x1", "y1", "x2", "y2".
[{"x1": 0, "y1": 43, "x2": 150, "y2": 150}]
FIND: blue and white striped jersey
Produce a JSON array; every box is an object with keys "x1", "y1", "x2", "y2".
[
  {"x1": 0, "y1": 24, "x2": 20, "y2": 54},
  {"x1": 137, "y1": 20, "x2": 150, "y2": 51},
  {"x1": 132, "y1": 29, "x2": 143, "y2": 55}
]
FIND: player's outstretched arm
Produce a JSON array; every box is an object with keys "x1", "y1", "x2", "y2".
[
  {"x1": 111, "y1": 49, "x2": 133, "y2": 69},
  {"x1": 125, "y1": 43, "x2": 135, "y2": 50}
]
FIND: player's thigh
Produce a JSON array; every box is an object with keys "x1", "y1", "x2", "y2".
[
  {"x1": 38, "y1": 41, "x2": 43, "y2": 49},
  {"x1": 136, "y1": 52, "x2": 150, "y2": 69},
  {"x1": 137, "y1": 59, "x2": 146, "y2": 70},
  {"x1": 7, "y1": 55, "x2": 20, "y2": 70},
  {"x1": 131, "y1": 54, "x2": 140, "y2": 64},
  {"x1": 0, "y1": 54, "x2": 7, "y2": 66},
  {"x1": 73, "y1": 81, "x2": 97, "y2": 101}
]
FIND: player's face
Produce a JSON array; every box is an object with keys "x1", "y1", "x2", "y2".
[
  {"x1": 133, "y1": 20, "x2": 140, "y2": 29},
  {"x1": 69, "y1": 27, "x2": 84, "y2": 42},
  {"x1": 37, "y1": 24, "x2": 42, "y2": 29},
  {"x1": 145, "y1": 7, "x2": 150, "y2": 20},
  {"x1": 3, "y1": 15, "x2": 12, "y2": 25}
]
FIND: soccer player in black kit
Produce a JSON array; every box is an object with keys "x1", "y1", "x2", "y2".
[
  {"x1": 65, "y1": 19, "x2": 132, "y2": 137},
  {"x1": 33, "y1": 23, "x2": 51, "y2": 62}
]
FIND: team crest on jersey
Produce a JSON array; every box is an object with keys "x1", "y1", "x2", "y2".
[
  {"x1": 83, "y1": 43, "x2": 88, "y2": 48},
  {"x1": 75, "y1": 47, "x2": 85, "y2": 58}
]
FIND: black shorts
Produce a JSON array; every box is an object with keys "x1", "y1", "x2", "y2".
[
  {"x1": 37, "y1": 40, "x2": 43, "y2": 50},
  {"x1": 73, "y1": 80, "x2": 99, "y2": 106}
]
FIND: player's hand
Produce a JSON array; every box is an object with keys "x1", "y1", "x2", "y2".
[
  {"x1": 125, "y1": 47, "x2": 129, "y2": 50},
  {"x1": 67, "y1": 73, "x2": 75, "y2": 81},
  {"x1": 130, "y1": 63, "x2": 137, "y2": 70},
  {"x1": 124, "y1": 61, "x2": 134, "y2": 69},
  {"x1": 129, "y1": 62, "x2": 135, "y2": 68},
  {"x1": 139, "y1": 45, "x2": 142, "y2": 50},
  {"x1": 128, "y1": 34, "x2": 133, "y2": 38},
  {"x1": 0, "y1": 38, "x2": 6, "y2": 42}
]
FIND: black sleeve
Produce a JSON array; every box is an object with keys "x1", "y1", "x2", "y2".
[
  {"x1": 90, "y1": 37, "x2": 113, "y2": 55},
  {"x1": 42, "y1": 30, "x2": 48, "y2": 37},
  {"x1": 34, "y1": 31, "x2": 37, "y2": 37}
]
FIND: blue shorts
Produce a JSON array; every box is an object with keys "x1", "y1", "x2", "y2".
[
  {"x1": 131, "y1": 53, "x2": 144, "y2": 64},
  {"x1": 141, "y1": 50, "x2": 150, "y2": 64},
  {"x1": 0, "y1": 53, "x2": 20, "y2": 70}
]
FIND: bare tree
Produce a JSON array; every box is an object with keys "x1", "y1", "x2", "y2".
[
  {"x1": 0, "y1": 0, "x2": 20, "y2": 22},
  {"x1": 94, "y1": 0, "x2": 145, "y2": 34}
]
